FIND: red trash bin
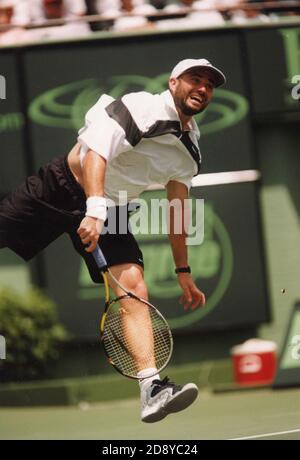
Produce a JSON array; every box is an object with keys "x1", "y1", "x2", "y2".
[{"x1": 231, "y1": 339, "x2": 277, "y2": 386}]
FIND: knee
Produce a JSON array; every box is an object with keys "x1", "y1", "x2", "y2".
[
  {"x1": 131, "y1": 278, "x2": 148, "y2": 300},
  {"x1": 112, "y1": 264, "x2": 148, "y2": 299},
  {"x1": 123, "y1": 267, "x2": 148, "y2": 299}
]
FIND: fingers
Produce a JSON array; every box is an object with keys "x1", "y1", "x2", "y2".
[
  {"x1": 182, "y1": 289, "x2": 193, "y2": 311},
  {"x1": 77, "y1": 218, "x2": 99, "y2": 253},
  {"x1": 191, "y1": 290, "x2": 205, "y2": 309},
  {"x1": 191, "y1": 290, "x2": 206, "y2": 310},
  {"x1": 77, "y1": 227, "x2": 85, "y2": 237},
  {"x1": 85, "y1": 238, "x2": 98, "y2": 253},
  {"x1": 179, "y1": 287, "x2": 193, "y2": 311},
  {"x1": 180, "y1": 287, "x2": 206, "y2": 311}
]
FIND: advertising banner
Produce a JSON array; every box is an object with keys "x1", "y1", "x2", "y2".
[
  {"x1": 43, "y1": 181, "x2": 268, "y2": 338},
  {"x1": 245, "y1": 26, "x2": 300, "y2": 115},
  {"x1": 0, "y1": 53, "x2": 26, "y2": 194},
  {"x1": 23, "y1": 30, "x2": 254, "y2": 174}
]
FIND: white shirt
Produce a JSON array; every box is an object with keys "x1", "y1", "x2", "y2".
[
  {"x1": 112, "y1": 5, "x2": 155, "y2": 32},
  {"x1": 20, "y1": 0, "x2": 86, "y2": 24},
  {"x1": 94, "y1": 1, "x2": 157, "y2": 31},
  {"x1": 11, "y1": 0, "x2": 30, "y2": 26},
  {"x1": 95, "y1": 0, "x2": 120, "y2": 18},
  {"x1": 96, "y1": 0, "x2": 156, "y2": 17},
  {"x1": 157, "y1": 0, "x2": 224, "y2": 29},
  {"x1": 77, "y1": 90, "x2": 201, "y2": 204},
  {"x1": 156, "y1": 14, "x2": 224, "y2": 30}
]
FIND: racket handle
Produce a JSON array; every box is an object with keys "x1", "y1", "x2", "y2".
[{"x1": 92, "y1": 245, "x2": 108, "y2": 271}]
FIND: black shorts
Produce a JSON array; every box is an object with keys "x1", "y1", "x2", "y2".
[{"x1": 0, "y1": 156, "x2": 144, "y2": 283}]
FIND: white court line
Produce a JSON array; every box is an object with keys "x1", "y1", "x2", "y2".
[{"x1": 230, "y1": 428, "x2": 300, "y2": 440}]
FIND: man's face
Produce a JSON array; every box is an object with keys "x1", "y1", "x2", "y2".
[
  {"x1": 181, "y1": 0, "x2": 194, "y2": 6},
  {"x1": 170, "y1": 69, "x2": 215, "y2": 117},
  {"x1": 44, "y1": 0, "x2": 63, "y2": 20},
  {"x1": 121, "y1": 0, "x2": 134, "y2": 12},
  {"x1": 0, "y1": 6, "x2": 13, "y2": 25}
]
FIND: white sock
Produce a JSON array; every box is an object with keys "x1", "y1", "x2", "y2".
[{"x1": 137, "y1": 368, "x2": 160, "y2": 392}]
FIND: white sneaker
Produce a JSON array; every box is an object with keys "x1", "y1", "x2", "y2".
[{"x1": 140, "y1": 376, "x2": 198, "y2": 423}]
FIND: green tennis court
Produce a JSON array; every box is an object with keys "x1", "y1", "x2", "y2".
[{"x1": 1, "y1": 387, "x2": 300, "y2": 440}]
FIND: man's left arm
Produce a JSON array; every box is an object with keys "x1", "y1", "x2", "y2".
[{"x1": 166, "y1": 180, "x2": 206, "y2": 310}]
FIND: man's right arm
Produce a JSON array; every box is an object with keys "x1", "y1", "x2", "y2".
[
  {"x1": 77, "y1": 150, "x2": 107, "y2": 253},
  {"x1": 82, "y1": 149, "x2": 106, "y2": 198},
  {"x1": 75, "y1": 93, "x2": 139, "y2": 251}
]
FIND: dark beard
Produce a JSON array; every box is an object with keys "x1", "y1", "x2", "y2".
[{"x1": 173, "y1": 94, "x2": 207, "y2": 116}]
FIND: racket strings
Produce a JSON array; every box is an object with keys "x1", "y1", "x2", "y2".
[{"x1": 102, "y1": 298, "x2": 172, "y2": 378}]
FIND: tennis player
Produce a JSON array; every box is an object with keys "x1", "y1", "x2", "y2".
[{"x1": 0, "y1": 58, "x2": 226, "y2": 422}]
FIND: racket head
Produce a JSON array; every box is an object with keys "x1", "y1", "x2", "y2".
[{"x1": 100, "y1": 294, "x2": 173, "y2": 380}]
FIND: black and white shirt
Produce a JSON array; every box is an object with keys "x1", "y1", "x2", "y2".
[{"x1": 78, "y1": 89, "x2": 202, "y2": 204}]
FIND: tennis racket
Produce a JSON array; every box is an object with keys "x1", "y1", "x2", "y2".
[{"x1": 92, "y1": 245, "x2": 173, "y2": 380}]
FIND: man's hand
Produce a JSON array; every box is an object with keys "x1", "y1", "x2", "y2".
[
  {"x1": 77, "y1": 216, "x2": 100, "y2": 253},
  {"x1": 177, "y1": 273, "x2": 206, "y2": 310}
]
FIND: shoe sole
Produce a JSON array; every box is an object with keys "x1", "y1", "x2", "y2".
[
  {"x1": 142, "y1": 384, "x2": 199, "y2": 423},
  {"x1": 165, "y1": 383, "x2": 198, "y2": 414},
  {"x1": 142, "y1": 408, "x2": 168, "y2": 424}
]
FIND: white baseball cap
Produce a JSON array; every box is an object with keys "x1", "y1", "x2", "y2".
[{"x1": 170, "y1": 58, "x2": 226, "y2": 87}]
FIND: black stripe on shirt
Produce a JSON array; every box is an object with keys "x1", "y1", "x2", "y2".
[
  {"x1": 143, "y1": 120, "x2": 181, "y2": 138},
  {"x1": 105, "y1": 98, "x2": 201, "y2": 174},
  {"x1": 174, "y1": 131, "x2": 202, "y2": 174},
  {"x1": 106, "y1": 99, "x2": 142, "y2": 146}
]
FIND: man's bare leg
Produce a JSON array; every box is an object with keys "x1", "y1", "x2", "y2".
[{"x1": 108, "y1": 263, "x2": 156, "y2": 373}]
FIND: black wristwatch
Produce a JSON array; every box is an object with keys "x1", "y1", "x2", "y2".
[{"x1": 175, "y1": 266, "x2": 191, "y2": 274}]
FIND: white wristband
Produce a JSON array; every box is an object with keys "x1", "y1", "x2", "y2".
[{"x1": 85, "y1": 196, "x2": 107, "y2": 221}]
